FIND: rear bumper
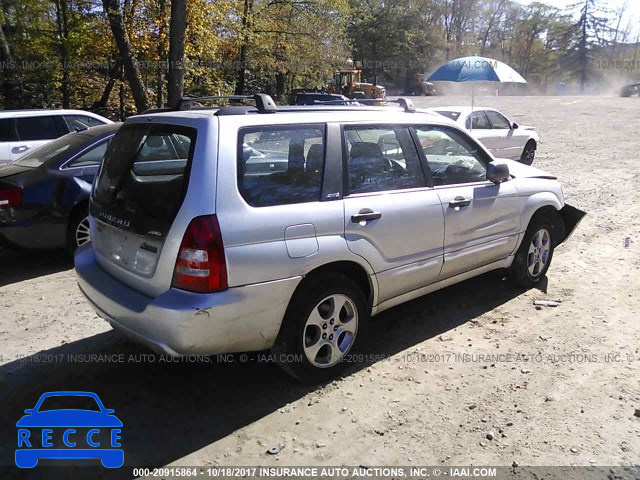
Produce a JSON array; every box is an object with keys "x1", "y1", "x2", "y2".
[
  {"x1": 75, "y1": 246, "x2": 301, "y2": 355},
  {"x1": 0, "y1": 218, "x2": 66, "y2": 249}
]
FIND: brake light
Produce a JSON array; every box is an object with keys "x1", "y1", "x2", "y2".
[
  {"x1": 172, "y1": 215, "x2": 228, "y2": 293},
  {"x1": 0, "y1": 188, "x2": 22, "y2": 208}
]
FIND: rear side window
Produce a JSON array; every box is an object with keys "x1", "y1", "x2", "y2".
[
  {"x1": 343, "y1": 125, "x2": 425, "y2": 194},
  {"x1": 15, "y1": 116, "x2": 64, "y2": 140},
  {"x1": 93, "y1": 123, "x2": 196, "y2": 237},
  {"x1": 465, "y1": 111, "x2": 491, "y2": 130},
  {"x1": 238, "y1": 125, "x2": 324, "y2": 207}
]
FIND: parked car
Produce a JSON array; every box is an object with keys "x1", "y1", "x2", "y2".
[
  {"x1": 75, "y1": 95, "x2": 584, "y2": 382},
  {"x1": 0, "y1": 109, "x2": 112, "y2": 165},
  {"x1": 427, "y1": 106, "x2": 539, "y2": 165},
  {"x1": 0, "y1": 123, "x2": 120, "y2": 253},
  {"x1": 620, "y1": 83, "x2": 640, "y2": 97}
]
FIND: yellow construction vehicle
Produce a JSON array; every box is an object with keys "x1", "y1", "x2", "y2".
[{"x1": 326, "y1": 69, "x2": 386, "y2": 100}]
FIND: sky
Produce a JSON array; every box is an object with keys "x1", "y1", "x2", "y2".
[{"x1": 517, "y1": 0, "x2": 640, "y2": 38}]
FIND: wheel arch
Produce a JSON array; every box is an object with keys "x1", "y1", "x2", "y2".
[
  {"x1": 66, "y1": 198, "x2": 90, "y2": 231},
  {"x1": 520, "y1": 198, "x2": 566, "y2": 248},
  {"x1": 293, "y1": 260, "x2": 376, "y2": 312}
]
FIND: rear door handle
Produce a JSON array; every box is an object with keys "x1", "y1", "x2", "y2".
[
  {"x1": 351, "y1": 209, "x2": 382, "y2": 223},
  {"x1": 449, "y1": 196, "x2": 472, "y2": 208}
]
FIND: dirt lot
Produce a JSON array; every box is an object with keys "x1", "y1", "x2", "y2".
[{"x1": 1, "y1": 96, "x2": 639, "y2": 478}]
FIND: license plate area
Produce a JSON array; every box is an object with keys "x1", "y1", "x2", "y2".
[{"x1": 94, "y1": 220, "x2": 163, "y2": 277}]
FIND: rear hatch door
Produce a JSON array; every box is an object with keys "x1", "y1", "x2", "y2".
[{"x1": 90, "y1": 117, "x2": 213, "y2": 296}]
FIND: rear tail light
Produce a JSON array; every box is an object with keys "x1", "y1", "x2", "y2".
[
  {"x1": 0, "y1": 188, "x2": 22, "y2": 208},
  {"x1": 172, "y1": 215, "x2": 228, "y2": 293}
]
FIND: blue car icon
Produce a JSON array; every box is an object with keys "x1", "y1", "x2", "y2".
[{"x1": 15, "y1": 391, "x2": 123, "y2": 468}]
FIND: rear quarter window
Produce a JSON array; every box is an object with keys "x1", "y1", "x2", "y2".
[{"x1": 238, "y1": 125, "x2": 325, "y2": 207}]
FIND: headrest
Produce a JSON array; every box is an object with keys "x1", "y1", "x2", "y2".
[{"x1": 350, "y1": 142, "x2": 384, "y2": 159}]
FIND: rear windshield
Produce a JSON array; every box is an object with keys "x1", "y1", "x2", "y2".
[
  {"x1": 92, "y1": 123, "x2": 196, "y2": 237},
  {"x1": 13, "y1": 132, "x2": 94, "y2": 168},
  {"x1": 435, "y1": 110, "x2": 461, "y2": 121}
]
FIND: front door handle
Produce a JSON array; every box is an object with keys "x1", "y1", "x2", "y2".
[
  {"x1": 449, "y1": 196, "x2": 472, "y2": 208},
  {"x1": 351, "y1": 208, "x2": 382, "y2": 223}
]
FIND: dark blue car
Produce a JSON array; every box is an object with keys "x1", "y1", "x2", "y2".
[
  {"x1": 16, "y1": 391, "x2": 124, "y2": 468},
  {"x1": 0, "y1": 123, "x2": 120, "y2": 253}
]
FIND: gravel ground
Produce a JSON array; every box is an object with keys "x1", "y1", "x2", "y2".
[{"x1": 1, "y1": 95, "x2": 639, "y2": 479}]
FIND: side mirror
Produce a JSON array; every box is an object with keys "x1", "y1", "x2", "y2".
[
  {"x1": 512, "y1": 122, "x2": 519, "y2": 129},
  {"x1": 24, "y1": 409, "x2": 34, "y2": 414},
  {"x1": 487, "y1": 162, "x2": 510, "y2": 184}
]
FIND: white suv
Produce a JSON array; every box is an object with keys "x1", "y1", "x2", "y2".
[
  {"x1": 75, "y1": 95, "x2": 585, "y2": 382},
  {"x1": 0, "y1": 109, "x2": 112, "y2": 165}
]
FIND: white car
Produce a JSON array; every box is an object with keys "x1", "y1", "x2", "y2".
[
  {"x1": 0, "y1": 109, "x2": 112, "y2": 165},
  {"x1": 427, "y1": 106, "x2": 539, "y2": 165}
]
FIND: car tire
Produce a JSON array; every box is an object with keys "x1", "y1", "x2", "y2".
[
  {"x1": 508, "y1": 216, "x2": 555, "y2": 288},
  {"x1": 520, "y1": 141, "x2": 536, "y2": 165},
  {"x1": 272, "y1": 273, "x2": 369, "y2": 383},
  {"x1": 67, "y1": 208, "x2": 91, "y2": 256}
]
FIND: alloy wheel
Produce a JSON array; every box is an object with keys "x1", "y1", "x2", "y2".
[{"x1": 302, "y1": 294, "x2": 358, "y2": 368}]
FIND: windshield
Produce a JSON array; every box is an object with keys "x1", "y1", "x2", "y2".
[
  {"x1": 13, "y1": 132, "x2": 97, "y2": 168},
  {"x1": 37, "y1": 395, "x2": 102, "y2": 412},
  {"x1": 435, "y1": 110, "x2": 462, "y2": 121}
]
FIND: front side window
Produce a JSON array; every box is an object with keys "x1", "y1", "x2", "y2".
[
  {"x1": 485, "y1": 110, "x2": 512, "y2": 129},
  {"x1": 15, "y1": 116, "x2": 63, "y2": 140},
  {"x1": 415, "y1": 126, "x2": 487, "y2": 186},
  {"x1": 343, "y1": 125, "x2": 425, "y2": 194},
  {"x1": 465, "y1": 111, "x2": 491, "y2": 130},
  {"x1": 238, "y1": 125, "x2": 325, "y2": 207}
]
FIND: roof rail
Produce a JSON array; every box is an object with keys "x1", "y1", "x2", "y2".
[
  {"x1": 350, "y1": 97, "x2": 416, "y2": 113},
  {"x1": 177, "y1": 94, "x2": 277, "y2": 113},
  {"x1": 311, "y1": 99, "x2": 361, "y2": 106}
]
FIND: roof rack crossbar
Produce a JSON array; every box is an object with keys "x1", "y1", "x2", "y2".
[
  {"x1": 178, "y1": 94, "x2": 277, "y2": 113},
  {"x1": 389, "y1": 97, "x2": 416, "y2": 113}
]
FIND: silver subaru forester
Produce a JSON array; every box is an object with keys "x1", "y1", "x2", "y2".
[{"x1": 75, "y1": 95, "x2": 584, "y2": 382}]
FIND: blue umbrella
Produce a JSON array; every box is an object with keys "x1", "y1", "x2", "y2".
[{"x1": 427, "y1": 55, "x2": 526, "y2": 109}]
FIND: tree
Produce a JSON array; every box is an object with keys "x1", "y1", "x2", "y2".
[
  {"x1": 567, "y1": 0, "x2": 614, "y2": 92},
  {"x1": 167, "y1": 0, "x2": 186, "y2": 107},
  {"x1": 103, "y1": 0, "x2": 149, "y2": 112},
  {"x1": 0, "y1": 3, "x2": 17, "y2": 108}
]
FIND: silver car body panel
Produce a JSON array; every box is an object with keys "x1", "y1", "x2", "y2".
[
  {"x1": 76, "y1": 246, "x2": 300, "y2": 354},
  {"x1": 76, "y1": 108, "x2": 575, "y2": 356}
]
